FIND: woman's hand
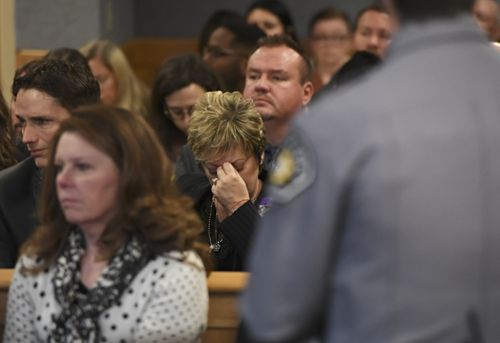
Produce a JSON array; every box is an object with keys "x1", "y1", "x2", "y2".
[{"x1": 211, "y1": 162, "x2": 249, "y2": 221}]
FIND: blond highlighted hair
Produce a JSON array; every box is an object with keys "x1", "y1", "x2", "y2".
[
  {"x1": 80, "y1": 40, "x2": 151, "y2": 117},
  {"x1": 188, "y1": 91, "x2": 265, "y2": 162}
]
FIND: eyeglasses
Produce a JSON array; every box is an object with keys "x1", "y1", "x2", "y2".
[
  {"x1": 311, "y1": 34, "x2": 349, "y2": 44},
  {"x1": 204, "y1": 45, "x2": 245, "y2": 59},
  {"x1": 164, "y1": 105, "x2": 195, "y2": 120}
]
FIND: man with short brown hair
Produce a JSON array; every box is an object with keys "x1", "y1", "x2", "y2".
[
  {"x1": 353, "y1": 5, "x2": 397, "y2": 58},
  {"x1": 0, "y1": 58, "x2": 100, "y2": 267},
  {"x1": 244, "y1": 35, "x2": 314, "y2": 147}
]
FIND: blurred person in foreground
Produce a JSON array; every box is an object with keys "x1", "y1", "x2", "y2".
[
  {"x1": 241, "y1": 0, "x2": 500, "y2": 341},
  {"x1": 4, "y1": 105, "x2": 209, "y2": 342},
  {"x1": 178, "y1": 91, "x2": 268, "y2": 271}
]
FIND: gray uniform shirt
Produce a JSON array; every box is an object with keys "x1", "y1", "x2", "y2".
[{"x1": 242, "y1": 15, "x2": 500, "y2": 343}]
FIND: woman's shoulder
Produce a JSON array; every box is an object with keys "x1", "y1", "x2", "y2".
[
  {"x1": 16, "y1": 254, "x2": 48, "y2": 273},
  {"x1": 144, "y1": 250, "x2": 206, "y2": 276},
  {"x1": 10, "y1": 255, "x2": 54, "y2": 290}
]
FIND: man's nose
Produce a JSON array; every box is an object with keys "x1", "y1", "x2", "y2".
[
  {"x1": 368, "y1": 34, "x2": 380, "y2": 48},
  {"x1": 253, "y1": 77, "x2": 270, "y2": 91},
  {"x1": 22, "y1": 124, "x2": 37, "y2": 144}
]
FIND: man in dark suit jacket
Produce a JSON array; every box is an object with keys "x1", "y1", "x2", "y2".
[{"x1": 0, "y1": 57, "x2": 100, "y2": 267}]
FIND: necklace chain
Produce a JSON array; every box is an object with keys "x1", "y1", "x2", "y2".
[
  {"x1": 207, "y1": 200, "x2": 222, "y2": 253},
  {"x1": 207, "y1": 179, "x2": 262, "y2": 254}
]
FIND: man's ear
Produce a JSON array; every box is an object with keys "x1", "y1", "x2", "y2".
[{"x1": 301, "y1": 81, "x2": 314, "y2": 106}]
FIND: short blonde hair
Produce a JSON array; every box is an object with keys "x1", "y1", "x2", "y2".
[
  {"x1": 188, "y1": 91, "x2": 265, "y2": 162},
  {"x1": 80, "y1": 40, "x2": 151, "y2": 117}
]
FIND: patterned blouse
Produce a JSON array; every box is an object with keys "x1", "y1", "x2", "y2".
[{"x1": 3, "y1": 251, "x2": 208, "y2": 343}]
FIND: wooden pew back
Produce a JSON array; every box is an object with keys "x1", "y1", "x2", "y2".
[
  {"x1": 0, "y1": 269, "x2": 246, "y2": 343},
  {"x1": 15, "y1": 38, "x2": 199, "y2": 88}
]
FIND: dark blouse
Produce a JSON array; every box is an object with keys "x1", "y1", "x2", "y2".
[{"x1": 177, "y1": 172, "x2": 270, "y2": 271}]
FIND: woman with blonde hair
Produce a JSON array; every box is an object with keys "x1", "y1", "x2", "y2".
[
  {"x1": 81, "y1": 40, "x2": 151, "y2": 117},
  {"x1": 4, "y1": 104, "x2": 209, "y2": 342},
  {"x1": 179, "y1": 91, "x2": 270, "y2": 271}
]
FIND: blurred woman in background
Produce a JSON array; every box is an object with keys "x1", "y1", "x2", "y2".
[
  {"x1": 246, "y1": 0, "x2": 299, "y2": 42},
  {"x1": 81, "y1": 40, "x2": 151, "y2": 117},
  {"x1": 151, "y1": 54, "x2": 220, "y2": 162}
]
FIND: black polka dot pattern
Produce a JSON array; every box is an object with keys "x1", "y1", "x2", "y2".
[{"x1": 3, "y1": 252, "x2": 208, "y2": 342}]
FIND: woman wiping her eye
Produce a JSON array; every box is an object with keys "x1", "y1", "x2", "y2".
[{"x1": 178, "y1": 91, "x2": 271, "y2": 271}]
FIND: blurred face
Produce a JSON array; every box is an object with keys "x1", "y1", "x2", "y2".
[
  {"x1": 247, "y1": 8, "x2": 285, "y2": 36},
  {"x1": 203, "y1": 27, "x2": 245, "y2": 91},
  {"x1": 244, "y1": 45, "x2": 313, "y2": 144},
  {"x1": 353, "y1": 10, "x2": 393, "y2": 58},
  {"x1": 473, "y1": 0, "x2": 499, "y2": 40},
  {"x1": 310, "y1": 18, "x2": 352, "y2": 66},
  {"x1": 88, "y1": 58, "x2": 118, "y2": 106},
  {"x1": 202, "y1": 146, "x2": 260, "y2": 198},
  {"x1": 165, "y1": 83, "x2": 206, "y2": 134},
  {"x1": 55, "y1": 132, "x2": 120, "y2": 232},
  {"x1": 14, "y1": 88, "x2": 70, "y2": 167}
]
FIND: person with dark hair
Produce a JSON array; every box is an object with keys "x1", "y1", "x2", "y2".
[
  {"x1": 241, "y1": 0, "x2": 500, "y2": 341},
  {"x1": 246, "y1": 0, "x2": 299, "y2": 42},
  {"x1": 0, "y1": 58, "x2": 100, "y2": 267},
  {"x1": 198, "y1": 10, "x2": 240, "y2": 55},
  {"x1": 353, "y1": 4, "x2": 396, "y2": 58},
  {"x1": 308, "y1": 7, "x2": 353, "y2": 90},
  {"x1": 203, "y1": 13, "x2": 266, "y2": 92},
  {"x1": 44, "y1": 47, "x2": 91, "y2": 70},
  {"x1": 3, "y1": 104, "x2": 209, "y2": 342},
  {"x1": 150, "y1": 54, "x2": 221, "y2": 161},
  {"x1": 0, "y1": 91, "x2": 16, "y2": 170},
  {"x1": 313, "y1": 50, "x2": 382, "y2": 102}
]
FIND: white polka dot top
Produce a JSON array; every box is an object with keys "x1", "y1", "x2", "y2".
[{"x1": 3, "y1": 251, "x2": 208, "y2": 343}]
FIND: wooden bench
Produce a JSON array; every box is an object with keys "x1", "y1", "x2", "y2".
[
  {"x1": 121, "y1": 38, "x2": 198, "y2": 86},
  {"x1": 0, "y1": 269, "x2": 247, "y2": 343}
]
